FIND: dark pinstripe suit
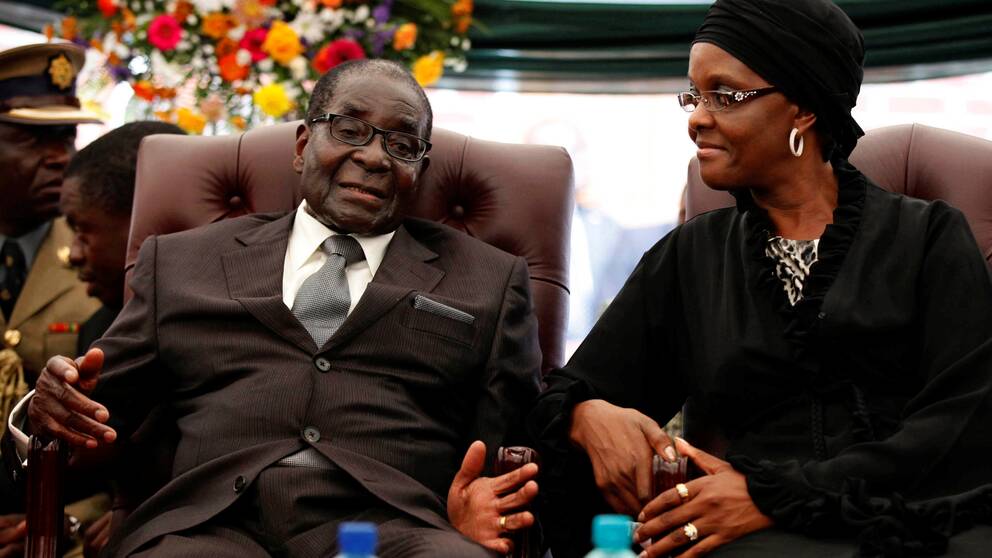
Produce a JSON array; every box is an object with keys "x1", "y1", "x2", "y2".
[{"x1": 93, "y1": 211, "x2": 542, "y2": 556}]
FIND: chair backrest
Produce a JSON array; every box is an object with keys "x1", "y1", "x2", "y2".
[
  {"x1": 682, "y1": 123, "x2": 992, "y2": 457},
  {"x1": 129, "y1": 122, "x2": 574, "y2": 374}
]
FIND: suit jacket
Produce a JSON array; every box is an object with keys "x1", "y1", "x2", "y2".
[{"x1": 93, "y1": 211, "x2": 542, "y2": 556}]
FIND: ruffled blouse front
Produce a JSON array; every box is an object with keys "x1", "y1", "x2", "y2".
[{"x1": 530, "y1": 160, "x2": 992, "y2": 555}]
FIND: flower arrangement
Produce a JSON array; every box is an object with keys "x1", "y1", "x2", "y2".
[{"x1": 52, "y1": 0, "x2": 475, "y2": 132}]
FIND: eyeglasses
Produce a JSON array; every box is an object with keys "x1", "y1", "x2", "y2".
[
  {"x1": 309, "y1": 113, "x2": 432, "y2": 162},
  {"x1": 677, "y1": 86, "x2": 779, "y2": 113}
]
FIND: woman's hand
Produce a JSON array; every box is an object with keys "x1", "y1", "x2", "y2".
[
  {"x1": 634, "y1": 438, "x2": 772, "y2": 557},
  {"x1": 447, "y1": 441, "x2": 539, "y2": 555},
  {"x1": 569, "y1": 399, "x2": 676, "y2": 516}
]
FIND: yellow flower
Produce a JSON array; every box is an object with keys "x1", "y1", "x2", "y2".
[
  {"x1": 262, "y1": 21, "x2": 304, "y2": 66},
  {"x1": 393, "y1": 23, "x2": 417, "y2": 51},
  {"x1": 253, "y1": 82, "x2": 293, "y2": 118},
  {"x1": 412, "y1": 51, "x2": 444, "y2": 87},
  {"x1": 176, "y1": 107, "x2": 207, "y2": 134}
]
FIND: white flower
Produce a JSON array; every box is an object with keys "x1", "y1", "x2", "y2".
[
  {"x1": 289, "y1": 56, "x2": 308, "y2": 81},
  {"x1": 186, "y1": 15, "x2": 197, "y2": 25},
  {"x1": 191, "y1": 0, "x2": 225, "y2": 11},
  {"x1": 258, "y1": 72, "x2": 274, "y2": 86},
  {"x1": 203, "y1": 44, "x2": 214, "y2": 55},
  {"x1": 150, "y1": 50, "x2": 185, "y2": 88},
  {"x1": 319, "y1": 8, "x2": 345, "y2": 32},
  {"x1": 236, "y1": 49, "x2": 252, "y2": 66},
  {"x1": 258, "y1": 58, "x2": 274, "y2": 72},
  {"x1": 450, "y1": 37, "x2": 458, "y2": 47},
  {"x1": 290, "y1": 7, "x2": 325, "y2": 44},
  {"x1": 192, "y1": 56, "x2": 205, "y2": 69},
  {"x1": 176, "y1": 40, "x2": 191, "y2": 51},
  {"x1": 228, "y1": 25, "x2": 246, "y2": 41},
  {"x1": 462, "y1": 39, "x2": 471, "y2": 50},
  {"x1": 352, "y1": 5, "x2": 370, "y2": 22}
]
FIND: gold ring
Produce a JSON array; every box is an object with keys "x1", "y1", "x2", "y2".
[
  {"x1": 683, "y1": 522, "x2": 699, "y2": 541},
  {"x1": 498, "y1": 515, "x2": 507, "y2": 531},
  {"x1": 676, "y1": 482, "x2": 690, "y2": 502}
]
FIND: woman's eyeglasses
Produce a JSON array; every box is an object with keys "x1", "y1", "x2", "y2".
[
  {"x1": 309, "y1": 113, "x2": 432, "y2": 162},
  {"x1": 677, "y1": 86, "x2": 779, "y2": 113}
]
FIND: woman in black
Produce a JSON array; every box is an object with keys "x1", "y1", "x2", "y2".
[{"x1": 530, "y1": 1, "x2": 992, "y2": 556}]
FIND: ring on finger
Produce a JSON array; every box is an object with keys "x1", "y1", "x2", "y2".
[
  {"x1": 498, "y1": 515, "x2": 507, "y2": 531},
  {"x1": 683, "y1": 522, "x2": 699, "y2": 542},
  {"x1": 676, "y1": 482, "x2": 690, "y2": 502}
]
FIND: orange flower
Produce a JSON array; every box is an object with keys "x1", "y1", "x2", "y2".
[
  {"x1": 201, "y1": 13, "x2": 233, "y2": 40},
  {"x1": 122, "y1": 8, "x2": 137, "y2": 31},
  {"x1": 261, "y1": 21, "x2": 303, "y2": 66},
  {"x1": 43, "y1": 24, "x2": 54, "y2": 41},
  {"x1": 177, "y1": 107, "x2": 207, "y2": 134},
  {"x1": 451, "y1": 0, "x2": 472, "y2": 18},
  {"x1": 321, "y1": 0, "x2": 342, "y2": 7},
  {"x1": 393, "y1": 23, "x2": 417, "y2": 51},
  {"x1": 132, "y1": 81, "x2": 155, "y2": 101},
  {"x1": 89, "y1": 38, "x2": 103, "y2": 52},
  {"x1": 154, "y1": 110, "x2": 174, "y2": 123},
  {"x1": 454, "y1": 16, "x2": 471, "y2": 34},
  {"x1": 218, "y1": 53, "x2": 250, "y2": 82},
  {"x1": 229, "y1": 115, "x2": 247, "y2": 130},
  {"x1": 60, "y1": 17, "x2": 77, "y2": 41},
  {"x1": 216, "y1": 38, "x2": 238, "y2": 58},
  {"x1": 173, "y1": 0, "x2": 194, "y2": 21},
  {"x1": 155, "y1": 87, "x2": 177, "y2": 100},
  {"x1": 107, "y1": 52, "x2": 121, "y2": 66}
]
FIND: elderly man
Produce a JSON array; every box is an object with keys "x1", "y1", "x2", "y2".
[
  {"x1": 9, "y1": 59, "x2": 541, "y2": 557},
  {"x1": 0, "y1": 42, "x2": 102, "y2": 555}
]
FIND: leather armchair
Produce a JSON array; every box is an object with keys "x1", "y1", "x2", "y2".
[
  {"x1": 25, "y1": 122, "x2": 574, "y2": 556},
  {"x1": 682, "y1": 123, "x2": 992, "y2": 457}
]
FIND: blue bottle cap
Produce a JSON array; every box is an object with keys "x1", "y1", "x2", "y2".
[
  {"x1": 591, "y1": 514, "x2": 633, "y2": 551},
  {"x1": 339, "y1": 521, "x2": 377, "y2": 555}
]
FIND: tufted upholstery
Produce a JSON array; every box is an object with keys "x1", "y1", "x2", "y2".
[
  {"x1": 682, "y1": 123, "x2": 992, "y2": 458},
  {"x1": 128, "y1": 121, "x2": 574, "y2": 373},
  {"x1": 685, "y1": 124, "x2": 992, "y2": 266}
]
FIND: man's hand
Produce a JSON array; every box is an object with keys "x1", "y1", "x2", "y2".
[
  {"x1": 28, "y1": 348, "x2": 116, "y2": 449},
  {"x1": 447, "y1": 441, "x2": 539, "y2": 555},
  {"x1": 569, "y1": 399, "x2": 676, "y2": 515},
  {"x1": 634, "y1": 438, "x2": 772, "y2": 557},
  {"x1": 0, "y1": 514, "x2": 26, "y2": 558}
]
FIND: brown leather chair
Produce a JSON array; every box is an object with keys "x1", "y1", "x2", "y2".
[
  {"x1": 26, "y1": 122, "x2": 574, "y2": 556},
  {"x1": 682, "y1": 123, "x2": 992, "y2": 457}
]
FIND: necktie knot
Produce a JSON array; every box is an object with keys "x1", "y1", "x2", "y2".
[{"x1": 322, "y1": 235, "x2": 365, "y2": 266}]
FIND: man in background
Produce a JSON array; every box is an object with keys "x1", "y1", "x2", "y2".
[{"x1": 0, "y1": 42, "x2": 101, "y2": 556}]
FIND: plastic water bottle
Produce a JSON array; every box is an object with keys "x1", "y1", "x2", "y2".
[
  {"x1": 584, "y1": 514, "x2": 637, "y2": 558},
  {"x1": 334, "y1": 522, "x2": 378, "y2": 558}
]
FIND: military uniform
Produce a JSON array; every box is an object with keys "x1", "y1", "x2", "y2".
[{"x1": 0, "y1": 42, "x2": 105, "y2": 550}]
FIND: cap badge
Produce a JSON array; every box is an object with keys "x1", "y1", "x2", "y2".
[{"x1": 48, "y1": 53, "x2": 75, "y2": 90}]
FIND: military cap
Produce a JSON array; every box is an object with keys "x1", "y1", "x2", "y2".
[{"x1": 0, "y1": 42, "x2": 101, "y2": 125}]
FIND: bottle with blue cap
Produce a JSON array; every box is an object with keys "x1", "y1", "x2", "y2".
[
  {"x1": 334, "y1": 521, "x2": 378, "y2": 558},
  {"x1": 584, "y1": 514, "x2": 637, "y2": 557}
]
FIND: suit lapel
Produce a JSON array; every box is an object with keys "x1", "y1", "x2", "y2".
[
  {"x1": 323, "y1": 223, "x2": 444, "y2": 351},
  {"x1": 9, "y1": 219, "x2": 80, "y2": 327},
  {"x1": 222, "y1": 213, "x2": 317, "y2": 354}
]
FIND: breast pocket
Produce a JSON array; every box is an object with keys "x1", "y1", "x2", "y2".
[
  {"x1": 401, "y1": 294, "x2": 478, "y2": 347},
  {"x1": 44, "y1": 330, "x2": 80, "y2": 359}
]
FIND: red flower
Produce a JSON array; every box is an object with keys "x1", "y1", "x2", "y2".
[
  {"x1": 312, "y1": 39, "x2": 365, "y2": 74},
  {"x1": 218, "y1": 54, "x2": 249, "y2": 82},
  {"x1": 147, "y1": 15, "x2": 182, "y2": 51},
  {"x1": 239, "y1": 28, "x2": 269, "y2": 62},
  {"x1": 97, "y1": 0, "x2": 118, "y2": 18}
]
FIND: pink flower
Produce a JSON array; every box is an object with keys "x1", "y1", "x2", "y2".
[
  {"x1": 311, "y1": 39, "x2": 365, "y2": 74},
  {"x1": 147, "y1": 14, "x2": 182, "y2": 52},
  {"x1": 239, "y1": 28, "x2": 269, "y2": 62}
]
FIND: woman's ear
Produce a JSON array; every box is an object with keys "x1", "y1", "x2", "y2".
[
  {"x1": 794, "y1": 107, "x2": 818, "y2": 136},
  {"x1": 293, "y1": 124, "x2": 309, "y2": 174}
]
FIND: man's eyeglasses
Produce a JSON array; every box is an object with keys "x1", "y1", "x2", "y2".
[
  {"x1": 309, "y1": 113, "x2": 432, "y2": 162},
  {"x1": 677, "y1": 86, "x2": 779, "y2": 113}
]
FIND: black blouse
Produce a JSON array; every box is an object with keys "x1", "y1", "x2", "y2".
[{"x1": 530, "y1": 161, "x2": 992, "y2": 554}]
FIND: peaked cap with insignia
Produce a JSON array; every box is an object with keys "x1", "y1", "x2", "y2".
[{"x1": 0, "y1": 42, "x2": 102, "y2": 125}]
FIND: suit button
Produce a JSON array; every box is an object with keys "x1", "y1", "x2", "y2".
[
  {"x1": 303, "y1": 427, "x2": 321, "y2": 443},
  {"x1": 314, "y1": 357, "x2": 331, "y2": 372},
  {"x1": 233, "y1": 475, "x2": 246, "y2": 493}
]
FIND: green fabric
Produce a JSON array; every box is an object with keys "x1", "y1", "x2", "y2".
[{"x1": 463, "y1": 0, "x2": 992, "y2": 86}]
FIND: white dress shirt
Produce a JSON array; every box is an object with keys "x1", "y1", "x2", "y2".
[{"x1": 8, "y1": 201, "x2": 396, "y2": 462}]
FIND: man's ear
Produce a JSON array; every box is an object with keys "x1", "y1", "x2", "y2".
[
  {"x1": 293, "y1": 123, "x2": 309, "y2": 174},
  {"x1": 419, "y1": 154, "x2": 430, "y2": 177}
]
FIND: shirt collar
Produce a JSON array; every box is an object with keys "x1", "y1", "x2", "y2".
[{"x1": 288, "y1": 201, "x2": 395, "y2": 276}]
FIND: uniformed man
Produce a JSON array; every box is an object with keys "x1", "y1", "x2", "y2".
[{"x1": 0, "y1": 41, "x2": 103, "y2": 553}]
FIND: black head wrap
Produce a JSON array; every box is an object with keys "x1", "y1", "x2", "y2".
[{"x1": 693, "y1": 0, "x2": 865, "y2": 160}]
